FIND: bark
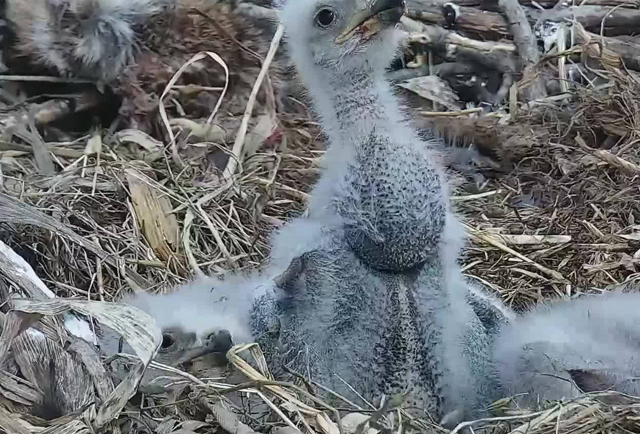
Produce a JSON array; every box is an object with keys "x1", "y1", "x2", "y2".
[
  {"x1": 400, "y1": 18, "x2": 517, "y2": 104},
  {"x1": 575, "y1": 22, "x2": 640, "y2": 71},
  {"x1": 407, "y1": 4, "x2": 510, "y2": 37},
  {"x1": 537, "y1": 5, "x2": 640, "y2": 32},
  {"x1": 498, "y1": 0, "x2": 548, "y2": 100}
]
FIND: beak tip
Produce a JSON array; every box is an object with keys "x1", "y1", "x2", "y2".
[{"x1": 335, "y1": 0, "x2": 406, "y2": 44}]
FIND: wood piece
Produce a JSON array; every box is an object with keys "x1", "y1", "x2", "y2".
[
  {"x1": 407, "y1": 5, "x2": 510, "y2": 37},
  {"x1": 400, "y1": 18, "x2": 516, "y2": 55},
  {"x1": 537, "y1": 5, "x2": 640, "y2": 32},
  {"x1": 574, "y1": 23, "x2": 640, "y2": 71},
  {"x1": 411, "y1": 0, "x2": 640, "y2": 39},
  {"x1": 576, "y1": 0, "x2": 640, "y2": 7},
  {"x1": 498, "y1": 0, "x2": 547, "y2": 100},
  {"x1": 387, "y1": 62, "x2": 477, "y2": 82},
  {"x1": 487, "y1": 0, "x2": 637, "y2": 9},
  {"x1": 593, "y1": 149, "x2": 640, "y2": 174},
  {"x1": 14, "y1": 92, "x2": 101, "y2": 126},
  {"x1": 125, "y1": 167, "x2": 184, "y2": 273},
  {"x1": 443, "y1": 0, "x2": 638, "y2": 10},
  {"x1": 400, "y1": 18, "x2": 517, "y2": 104}
]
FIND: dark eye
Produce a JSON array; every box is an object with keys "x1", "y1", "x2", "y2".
[
  {"x1": 161, "y1": 333, "x2": 174, "y2": 348},
  {"x1": 315, "y1": 8, "x2": 336, "y2": 27}
]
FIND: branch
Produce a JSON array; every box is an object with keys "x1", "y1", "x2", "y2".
[
  {"x1": 401, "y1": 18, "x2": 517, "y2": 104},
  {"x1": 538, "y1": 5, "x2": 640, "y2": 32},
  {"x1": 574, "y1": 22, "x2": 640, "y2": 71},
  {"x1": 437, "y1": 0, "x2": 638, "y2": 10},
  {"x1": 407, "y1": 2, "x2": 510, "y2": 37},
  {"x1": 498, "y1": 0, "x2": 547, "y2": 100}
]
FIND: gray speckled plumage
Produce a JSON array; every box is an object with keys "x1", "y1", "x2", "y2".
[
  {"x1": 251, "y1": 229, "x2": 501, "y2": 420},
  {"x1": 264, "y1": 0, "x2": 510, "y2": 422},
  {"x1": 117, "y1": 0, "x2": 515, "y2": 425},
  {"x1": 338, "y1": 130, "x2": 447, "y2": 272},
  {"x1": 493, "y1": 292, "x2": 640, "y2": 408}
]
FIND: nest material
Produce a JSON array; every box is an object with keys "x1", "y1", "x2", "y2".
[
  {"x1": 447, "y1": 75, "x2": 640, "y2": 311},
  {"x1": 0, "y1": 0, "x2": 640, "y2": 432},
  {"x1": 114, "y1": 0, "x2": 287, "y2": 133}
]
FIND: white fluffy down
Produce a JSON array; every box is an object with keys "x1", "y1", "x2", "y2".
[{"x1": 122, "y1": 272, "x2": 272, "y2": 345}]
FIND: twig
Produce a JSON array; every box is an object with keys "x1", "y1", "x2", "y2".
[
  {"x1": 158, "y1": 51, "x2": 229, "y2": 169},
  {"x1": 0, "y1": 75, "x2": 94, "y2": 84},
  {"x1": 592, "y1": 149, "x2": 640, "y2": 174},
  {"x1": 223, "y1": 23, "x2": 284, "y2": 180},
  {"x1": 256, "y1": 178, "x2": 310, "y2": 202},
  {"x1": 464, "y1": 223, "x2": 568, "y2": 281},
  {"x1": 420, "y1": 108, "x2": 483, "y2": 117},
  {"x1": 195, "y1": 182, "x2": 237, "y2": 270},
  {"x1": 451, "y1": 190, "x2": 501, "y2": 201}
]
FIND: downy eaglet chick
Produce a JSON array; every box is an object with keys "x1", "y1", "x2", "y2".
[
  {"x1": 118, "y1": 259, "x2": 511, "y2": 421},
  {"x1": 124, "y1": 0, "x2": 507, "y2": 425},
  {"x1": 288, "y1": 0, "x2": 447, "y2": 273},
  {"x1": 4, "y1": 0, "x2": 285, "y2": 131},
  {"x1": 253, "y1": 0, "x2": 514, "y2": 421},
  {"x1": 493, "y1": 291, "x2": 640, "y2": 409}
]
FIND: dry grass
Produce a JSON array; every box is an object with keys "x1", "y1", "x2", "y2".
[
  {"x1": 452, "y1": 75, "x2": 640, "y2": 312},
  {"x1": 0, "y1": 14, "x2": 640, "y2": 434}
]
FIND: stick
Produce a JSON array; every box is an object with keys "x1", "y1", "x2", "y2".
[
  {"x1": 464, "y1": 224, "x2": 568, "y2": 281},
  {"x1": 537, "y1": 5, "x2": 640, "y2": 30},
  {"x1": 223, "y1": 23, "x2": 284, "y2": 180},
  {"x1": 574, "y1": 22, "x2": 640, "y2": 71},
  {"x1": 498, "y1": 0, "x2": 548, "y2": 100},
  {"x1": 407, "y1": 5, "x2": 510, "y2": 37}
]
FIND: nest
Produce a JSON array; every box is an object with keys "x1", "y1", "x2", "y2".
[
  {"x1": 446, "y1": 75, "x2": 640, "y2": 311},
  {"x1": 0, "y1": 0, "x2": 640, "y2": 433}
]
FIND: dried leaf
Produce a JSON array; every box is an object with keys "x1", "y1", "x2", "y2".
[
  {"x1": 341, "y1": 413, "x2": 379, "y2": 434},
  {"x1": 9, "y1": 298, "x2": 161, "y2": 429},
  {"x1": 0, "y1": 405, "x2": 35, "y2": 434},
  {"x1": 0, "y1": 310, "x2": 43, "y2": 367},
  {"x1": 10, "y1": 299, "x2": 161, "y2": 362},
  {"x1": 93, "y1": 362, "x2": 147, "y2": 429},
  {"x1": 179, "y1": 421, "x2": 210, "y2": 431},
  {"x1": 40, "y1": 419, "x2": 90, "y2": 434},
  {"x1": 0, "y1": 240, "x2": 56, "y2": 300},
  {"x1": 200, "y1": 400, "x2": 258, "y2": 434},
  {"x1": 13, "y1": 331, "x2": 94, "y2": 420},
  {"x1": 0, "y1": 371, "x2": 42, "y2": 405},
  {"x1": 169, "y1": 119, "x2": 226, "y2": 142},
  {"x1": 619, "y1": 233, "x2": 640, "y2": 241},
  {"x1": 396, "y1": 76, "x2": 461, "y2": 111},
  {"x1": 0, "y1": 240, "x2": 95, "y2": 343},
  {"x1": 315, "y1": 412, "x2": 340, "y2": 434},
  {"x1": 242, "y1": 114, "x2": 277, "y2": 160},
  {"x1": 66, "y1": 338, "x2": 115, "y2": 403},
  {"x1": 84, "y1": 133, "x2": 102, "y2": 156},
  {"x1": 115, "y1": 129, "x2": 164, "y2": 153}
]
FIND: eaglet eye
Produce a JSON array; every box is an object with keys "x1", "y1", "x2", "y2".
[{"x1": 315, "y1": 8, "x2": 336, "y2": 27}]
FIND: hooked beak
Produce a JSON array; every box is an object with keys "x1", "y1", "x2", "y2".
[
  {"x1": 335, "y1": 0, "x2": 406, "y2": 44},
  {"x1": 172, "y1": 330, "x2": 233, "y2": 367}
]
